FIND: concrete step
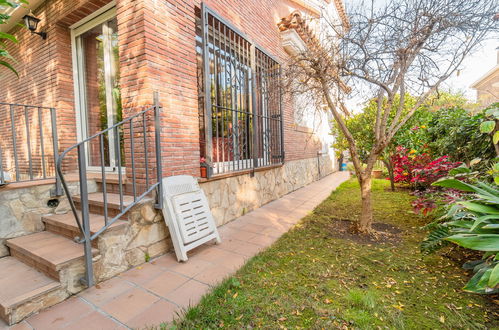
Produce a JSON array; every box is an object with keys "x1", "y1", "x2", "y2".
[
  {"x1": 0, "y1": 257, "x2": 67, "y2": 325},
  {"x1": 42, "y1": 213, "x2": 128, "y2": 244},
  {"x1": 5, "y1": 231, "x2": 98, "y2": 281},
  {"x1": 73, "y1": 192, "x2": 137, "y2": 218}
]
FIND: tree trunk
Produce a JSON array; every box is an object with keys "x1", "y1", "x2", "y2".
[
  {"x1": 382, "y1": 158, "x2": 395, "y2": 191},
  {"x1": 355, "y1": 175, "x2": 373, "y2": 233}
]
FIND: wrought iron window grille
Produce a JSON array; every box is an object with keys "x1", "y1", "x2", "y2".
[{"x1": 198, "y1": 3, "x2": 284, "y2": 178}]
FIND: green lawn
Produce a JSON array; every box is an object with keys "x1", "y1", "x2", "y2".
[{"x1": 171, "y1": 179, "x2": 497, "y2": 329}]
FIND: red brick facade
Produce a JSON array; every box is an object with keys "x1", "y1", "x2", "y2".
[{"x1": 0, "y1": 0, "x2": 330, "y2": 180}]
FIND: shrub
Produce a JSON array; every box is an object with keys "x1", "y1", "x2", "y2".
[
  {"x1": 392, "y1": 147, "x2": 460, "y2": 189},
  {"x1": 427, "y1": 107, "x2": 495, "y2": 169},
  {"x1": 421, "y1": 178, "x2": 499, "y2": 294},
  {"x1": 411, "y1": 189, "x2": 438, "y2": 216},
  {"x1": 412, "y1": 156, "x2": 461, "y2": 189},
  {"x1": 391, "y1": 146, "x2": 432, "y2": 184}
]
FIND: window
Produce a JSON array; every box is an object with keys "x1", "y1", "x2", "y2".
[
  {"x1": 197, "y1": 4, "x2": 283, "y2": 177},
  {"x1": 71, "y1": 8, "x2": 124, "y2": 171}
]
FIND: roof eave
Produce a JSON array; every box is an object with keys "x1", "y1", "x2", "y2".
[{"x1": 470, "y1": 65, "x2": 499, "y2": 89}]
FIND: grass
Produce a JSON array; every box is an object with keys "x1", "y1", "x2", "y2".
[{"x1": 170, "y1": 179, "x2": 497, "y2": 329}]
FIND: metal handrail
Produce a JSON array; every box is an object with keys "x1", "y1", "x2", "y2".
[
  {"x1": 0, "y1": 102, "x2": 62, "y2": 195},
  {"x1": 0, "y1": 102, "x2": 54, "y2": 108},
  {"x1": 56, "y1": 92, "x2": 163, "y2": 287}
]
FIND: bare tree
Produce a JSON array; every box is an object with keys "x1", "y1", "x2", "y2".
[{"x1": 283, "y1": 0, "x2": 499, "y2": 234}]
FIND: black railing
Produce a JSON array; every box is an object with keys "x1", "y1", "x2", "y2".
[
  {"x1": 56, "y1": 93, "x2": 163, "y2": 287},
  {"x1": 0, "y1": 102, "x2": 62, "y2": 195},
  {"x1": 199, "y1": 4, "x2": 284, "y2": 178}
]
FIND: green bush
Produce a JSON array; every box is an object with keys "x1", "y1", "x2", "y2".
[
  {"x1": 0, "y1": 0, "x2": 27, "y2": 76},
  {"x1": 426, "y1": 107, "x2": 496, "y2": 170},
  {"x1": 423, "y1": 178, "x2": 499, "y2": 294}
]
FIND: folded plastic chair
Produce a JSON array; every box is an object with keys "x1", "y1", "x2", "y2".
[{"x1": 161, "y1": 175, "x2": 221, "y2": 261}]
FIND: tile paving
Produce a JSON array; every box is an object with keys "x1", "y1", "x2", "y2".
[{"x1": 0, "y1": 172, "x2": 349, "y2": 329}]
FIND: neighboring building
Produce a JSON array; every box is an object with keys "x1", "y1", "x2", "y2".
[
  {"x1": 0, "y1": 0, "x2": 347, "y2": 325},
  {"x1": 471, "y1": 48, "x2": 499, "y2": 107}
]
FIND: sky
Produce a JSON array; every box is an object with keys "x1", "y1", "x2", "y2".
[
  {"x1": 443, "y1": 39, "x2": 498, "y2": 101},
  {"x1": 342, "y1": 0, "x2": 499, "y2": 105}
]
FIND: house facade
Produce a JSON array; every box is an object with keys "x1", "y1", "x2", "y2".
[
  {"x1": 0, "y1": 0, "x2": 347, "y2": 324},
  {"x1": 471, "y1": 48, "x2": 499, "y2": 107}
]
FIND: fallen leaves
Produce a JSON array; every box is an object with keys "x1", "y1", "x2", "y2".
[
  {"x1": 392, "y1": 302, "x2": 405, "y2": 311},
  {"x1": 173, "y1": 180, "x2": 494, "y2": 329}
]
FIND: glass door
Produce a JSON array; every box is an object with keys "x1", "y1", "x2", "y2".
[{"x1": 72, "y1": 9, "x2": 123, "y2": 171}]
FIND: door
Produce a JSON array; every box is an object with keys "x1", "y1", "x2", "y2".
[{"x1": 72, "y1": 9, "x2": 123, "y2": 171}]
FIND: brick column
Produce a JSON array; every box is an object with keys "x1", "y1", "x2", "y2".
[{"x1": 117, "y1": 0, "x2": 200, "y2": 182}]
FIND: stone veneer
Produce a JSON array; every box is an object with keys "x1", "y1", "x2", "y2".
[
  {"x1": 0, "y1": 181, "x2": 97, "y2": 258},
  {"x1": 92, "y1": 200, "x2": 170, "y2": 283},
  {"x1": 200, "y1": 156, "x2": 335, "y2": 226}
]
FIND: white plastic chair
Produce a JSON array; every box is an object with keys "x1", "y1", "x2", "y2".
[{"x1": 161, "y1": 175, "x2": 221, "y2": 261}]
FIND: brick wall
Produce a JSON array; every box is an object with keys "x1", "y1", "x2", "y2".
[
  {"x1": 118, "y1": 0, "x2": 325, "y2": 177},
  {"x1": 0, "y1": 0, "x2": 115, "y2": 177},
  {"x1": 0, "y1": 0, "x2": 326, "y2": 181}
]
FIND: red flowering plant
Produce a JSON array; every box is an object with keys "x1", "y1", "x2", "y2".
[
  {"x1": 391, "y1": 146, "x2": 432, "y2": 184},
  {"x1": 411, "y1": 156, "x2": 461, "y2": 189},
  {"x1": 411, "y1": 187, "x2": 465, "y2": 216},
  {"x1": 411, "y1": 189, "x2": 438, "y2": 216},
  {"x1": 392, "y1": 146, "x2": 461, "y2": 190},
  {"x1": 408, "y1": 159, "x2": 465, "y2": 216}
]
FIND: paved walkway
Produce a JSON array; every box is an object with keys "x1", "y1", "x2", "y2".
[{"x1": 3, "y1": 172, "x2": 349, "y2": 330}]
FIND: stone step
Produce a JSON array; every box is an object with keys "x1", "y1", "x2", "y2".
[
  {"x1": 92, "y1": 175, "x2": 127, "y2": 185},
  {"x1": 96, "y1": 182, "x2": 154, "y2": 196},
  {"x1": 91, "y1": 175, "x2": 155, "y2": 198},
  {"x1": 73, "y1": 192, "x2": 136, "y2": 218},
  {"x1": 42, "y1": 213, "x2": 128, "y2": 244},
  {"x1": 0, "y1": 257, "x2": 67, "y2": 325},
  {"x1": 6, "y1": 231, "x2": 98, "y2": 281}
]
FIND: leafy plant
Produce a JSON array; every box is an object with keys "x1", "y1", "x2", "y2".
[
  {"x1": 491, "y1": 162, "x2": 499, "y2": 185},
  {"x1": 428, "y1": 178, "x2": 499, "y2": 294},
  {"x1": 420, "y1": 224, "x2": 451, "y2": 253},
  {"x1": 427, "y1": 106, "x2": 495, "y2": 171},
  {"x1": 391, "y1": 146, "x2": 430, "y2": 184},
  {"x1": 479, "y1": 103, "x2": 499, "y2": 160},
  {"x1": 0, "y1": 0, "x2": 27, "y2": 76},
  {"x1": 391, "y1": 147, "x2": 460, "y2": 189},
  {"x1": 411, "y1": 156, "x2": 461, "y2": 189}
]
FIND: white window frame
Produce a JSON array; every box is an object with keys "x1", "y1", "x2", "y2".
[{"x1": 70, "y1": 4, "x2": 123, "y2": 173}]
